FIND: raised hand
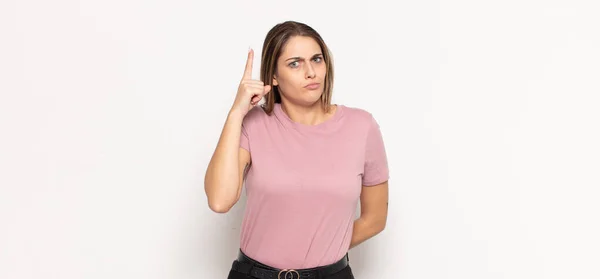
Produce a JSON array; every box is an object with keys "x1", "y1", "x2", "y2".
[{"x1": 230, "y1": 48, "x2": 271, "y2": 116}]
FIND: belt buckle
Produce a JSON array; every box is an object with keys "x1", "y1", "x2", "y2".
[{"x1": 278, "y1": 269, "x2": 300, "y2": 279}]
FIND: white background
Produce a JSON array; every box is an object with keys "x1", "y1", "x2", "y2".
[{"x1": 1, "y1": 0, "x2": 599, "y2": 278}]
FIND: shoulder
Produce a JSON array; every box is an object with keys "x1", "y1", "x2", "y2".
[
  {"x1": 339, "y1": 104, "x2": 378, "y2": 127},
  {"x1": 242, "y1": 105, "x2": 268, "y2": 127}
]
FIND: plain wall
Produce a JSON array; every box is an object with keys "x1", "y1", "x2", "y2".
[{"x1": 1, "y1": 0, "x2": 598, "y2": 278}]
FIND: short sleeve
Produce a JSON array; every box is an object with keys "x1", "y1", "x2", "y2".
[
  {"x1": 240, "y1": 120, "x2": 250, "y2": 152},
  {"x1": 239, "y1": 106, "x2": 263, "y2": 152},
  {"x1": 362, "y1": 114, "x2": 389, "y2": 186}
]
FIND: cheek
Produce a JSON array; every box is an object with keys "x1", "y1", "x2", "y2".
[
  {"x1": 276, "y1": 76, "x2": 298, "y2": 95},
  {"x1": 281, "y1": 72, "x2": 304, "y2": 88},
  {"x1": 317, "y1": 63, "x2": 327, "y2": 76}
]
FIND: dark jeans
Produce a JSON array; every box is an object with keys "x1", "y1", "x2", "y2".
[{"x1": 227, "y1": 264, "x2": 355, "y2": 279}]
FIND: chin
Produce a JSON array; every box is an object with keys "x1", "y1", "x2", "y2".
[{"x1": 303, "y1": 92, "x2": 323, "y2": 104}]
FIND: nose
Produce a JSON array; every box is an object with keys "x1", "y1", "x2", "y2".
[{"x1": 305, "y1": 63, "x2": 316, "y2": 79}]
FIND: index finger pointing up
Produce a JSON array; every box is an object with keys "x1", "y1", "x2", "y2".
[{"x1": 243, "y1": 48, "x2": 254, "y2": 80}]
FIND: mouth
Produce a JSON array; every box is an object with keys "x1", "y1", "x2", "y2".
[{"x1": 304, "y1": 83, "x2": 320, "y2": 90}]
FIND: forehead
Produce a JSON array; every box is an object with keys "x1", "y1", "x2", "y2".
[{"x1": 280, "y1": 36, "x2": 322, "y2": 58}]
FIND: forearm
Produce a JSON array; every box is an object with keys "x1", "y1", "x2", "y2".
[
  {"x1": 204, "y1": 110, "x2": 244, "y2": 211},
  {"x1": 349, "y1": 217, "x2": 385, "y2": 249}
]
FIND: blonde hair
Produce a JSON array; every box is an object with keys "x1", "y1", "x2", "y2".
[{"x1": 259, "y1": 21, "x2": 335, "y2": 115}]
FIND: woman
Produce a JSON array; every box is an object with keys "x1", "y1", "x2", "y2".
[{"x1": 204, "y1": 20, "x2": 389, "y2": 279}]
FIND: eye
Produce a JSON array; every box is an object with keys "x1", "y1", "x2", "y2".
[
  {"x1": 289, "y1": 61, "x2": 300, "y2": 68},
  {"x1": 313, "y1": 57, "x2": 323, "y2": 62}
]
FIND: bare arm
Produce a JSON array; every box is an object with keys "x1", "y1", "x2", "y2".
[
  {"x1": 204, "y1": 48, "x2": 269, "y2": 213},
  {"x1": 204, "y1": 111, "x2": 251, "y2": 213},
  {"x1": 349, "y1": 180, "x2": 389, "y2": 249}
]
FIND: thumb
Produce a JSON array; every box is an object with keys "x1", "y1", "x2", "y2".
[{"x1": 263, "y1": 85, "x2": 271, "y2": 95}]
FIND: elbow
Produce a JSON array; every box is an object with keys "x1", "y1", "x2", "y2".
[
  {"x1": 204, "y1": 178, "x2": 238, "y2": 213},
  {"x1": 359, "y1": 215, "x2": 386, "y2": 234},
  {"x1": 205, "y1": 186, "x2": 238, "y2": 214},
  {"x1": 370, "y1": 216, "x2": 387, "y2": 233},
  {"x1": 377, "y1": 221, "x2": 386, "y2": 232},
  {"x1": 377, "y1": 216, "x2": 388, "y2": 231},
  {"x1": 372, "y1": 221, "x2": 386, "y2": 234},
  {"x1": 208, "y1": 200, "x2": 233, "y2": 213}
]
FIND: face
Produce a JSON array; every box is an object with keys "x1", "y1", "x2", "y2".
[{"x1": 272, "y1": 36, "x2": 327, "y2": 106}]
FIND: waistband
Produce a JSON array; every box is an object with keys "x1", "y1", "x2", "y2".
[{"x1": 231, "y1": 249, "x2": 349, "y2": 279}]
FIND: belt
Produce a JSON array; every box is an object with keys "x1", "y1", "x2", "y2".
[{"x1": 231, "y1": 249, "x2": 349, "y2": 279}]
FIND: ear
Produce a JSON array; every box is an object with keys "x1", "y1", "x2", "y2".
[{"x1": 272, "y1": 75, "x2": 278, "y2": 86}]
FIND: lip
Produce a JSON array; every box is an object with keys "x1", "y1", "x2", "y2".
[{"x1": 304, "y1": 83, "x2": 320, "y2": 90}]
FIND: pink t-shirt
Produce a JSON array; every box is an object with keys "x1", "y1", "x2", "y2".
[{"x1": 238, "y1": 102, "x2": 389, "y2": 269}]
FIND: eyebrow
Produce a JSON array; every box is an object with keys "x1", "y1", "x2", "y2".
[{"x1": 285, "y1": 53, "x2": 323, "y2": 62}]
